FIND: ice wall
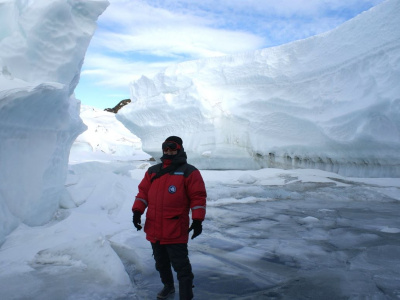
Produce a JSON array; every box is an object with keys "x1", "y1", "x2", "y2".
[
  {"x1": 118, "y1": 0, "x2": 400, "y2": 177},
  {"x1": 0, "y1": 0, "x2": 109, "y2": 243}
]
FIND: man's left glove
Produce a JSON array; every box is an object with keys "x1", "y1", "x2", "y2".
[
  {"x1": 132, "y1": 211, "x2": 142, "y2": 231},
  {"x1": 188, "y1": 220, "x2": 202, "y2": 239}
]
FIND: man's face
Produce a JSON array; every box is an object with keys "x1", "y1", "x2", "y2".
[
  {"x1": 162, "y1": 140, "x2": 180, "y2": 155},
  {"x1": 163, "y1": 149, "x2": 178, "y2": 155}
]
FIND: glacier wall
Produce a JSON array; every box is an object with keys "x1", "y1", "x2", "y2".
[
  {"x1": 117, "y1": 0, "x2": 400, "y2": 177},
  {"x1": 0, "y1": 0, "x2": 108, "y2": 243}
]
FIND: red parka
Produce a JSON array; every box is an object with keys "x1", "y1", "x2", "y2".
[{"x1": 132, "y1": 151, "x2": 207, "y2": 244}]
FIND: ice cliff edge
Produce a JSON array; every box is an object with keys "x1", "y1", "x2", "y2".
[
  {"x1": 0, "y1": 0, "x2": 109, "y2": 243},
  {"x1": 118, "y1": 0, "x2": 400, "y2": 177}
]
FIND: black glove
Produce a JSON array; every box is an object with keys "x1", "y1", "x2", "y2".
[
  {"x1": 188, "y1": 220, "x2": 202, "y2": 239},
  {"x1": 132, "y1": 211, "x2": 142, "y2": 231}
]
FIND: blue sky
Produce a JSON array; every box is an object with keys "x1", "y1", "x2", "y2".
[{"x1": 75, "y1": 0, "x2": 385, "y2": 109}]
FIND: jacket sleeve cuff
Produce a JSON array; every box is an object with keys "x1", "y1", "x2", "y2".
[
  {"x1": 191, "y1": 205, "x2": 206, "y2": 220},
  {"x1": 132, "y1": 197, "x2": 148, "y2": 214}
]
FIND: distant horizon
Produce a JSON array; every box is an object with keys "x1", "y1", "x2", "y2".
[{"x1": 75, "y1": 0, "x2": 385, "y2": 109}]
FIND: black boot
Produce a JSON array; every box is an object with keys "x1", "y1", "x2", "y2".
[
  {"x1": 157, "y1": 284, "x2": 175, "y2": 299},
  {"x1": 179, "y1": 280, "x2": 193, "y2": 300}
]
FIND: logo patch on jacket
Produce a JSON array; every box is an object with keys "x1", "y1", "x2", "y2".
[{"x1": 168, "y1": 185, "x2": 177, "y2": 193}]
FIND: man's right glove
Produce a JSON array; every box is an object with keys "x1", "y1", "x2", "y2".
[{"x1": 132, "y1": 211, "x2": 142, "y2": 231}]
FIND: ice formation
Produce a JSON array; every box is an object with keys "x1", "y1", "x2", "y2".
[
  {"x1": 0, "y1": 0, "x2": 109, "y2": 243},
  {"x1": 117, "y1": 0, "x2": 400, "y2": 177}
]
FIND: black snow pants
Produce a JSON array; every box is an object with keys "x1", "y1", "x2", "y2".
[{"x1": 151, "y1": 242, "x2": 194, "y2": 300}]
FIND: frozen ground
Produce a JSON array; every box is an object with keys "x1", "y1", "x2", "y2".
[{"x1": 1, "y1": 154, "x2": 399, "y2": 300}]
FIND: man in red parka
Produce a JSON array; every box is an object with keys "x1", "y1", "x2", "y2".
[{"x1": 132, "y1": 136, "x2": 207, "y2": 300}]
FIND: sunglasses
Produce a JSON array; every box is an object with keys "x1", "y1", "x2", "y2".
[{"x1": 162, "y1": 141, "x2": 181, "y2": 151}]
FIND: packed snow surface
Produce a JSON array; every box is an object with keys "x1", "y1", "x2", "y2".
[
  {"x1": 118, "y1": 0, "x2": 400, "y2": 177},
  {"x1": 0, "y1": 0, "x2": 109, "y2": 243}
]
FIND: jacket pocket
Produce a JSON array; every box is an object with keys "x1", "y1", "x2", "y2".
[{"x1": 162, "y1": 214, "x2": 182, "y2": 239}]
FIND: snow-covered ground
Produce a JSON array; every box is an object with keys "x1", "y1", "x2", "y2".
[{"x1": 1, "y1": 107, "x2": 399, "y2": 299}]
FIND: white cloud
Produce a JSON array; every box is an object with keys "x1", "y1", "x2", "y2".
[
  {"x1": 81, "y1": 53, "x2": 172, "y2": 88},
  {"x1": 93, "y1": 0, "x2": 264, "y2": 56},
  {"x1": 93, "y1": 28, "x2": 263, "y2": 58},
  {"x1": 143, "y1": 0, "x2": 385, "y2": 18}
]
